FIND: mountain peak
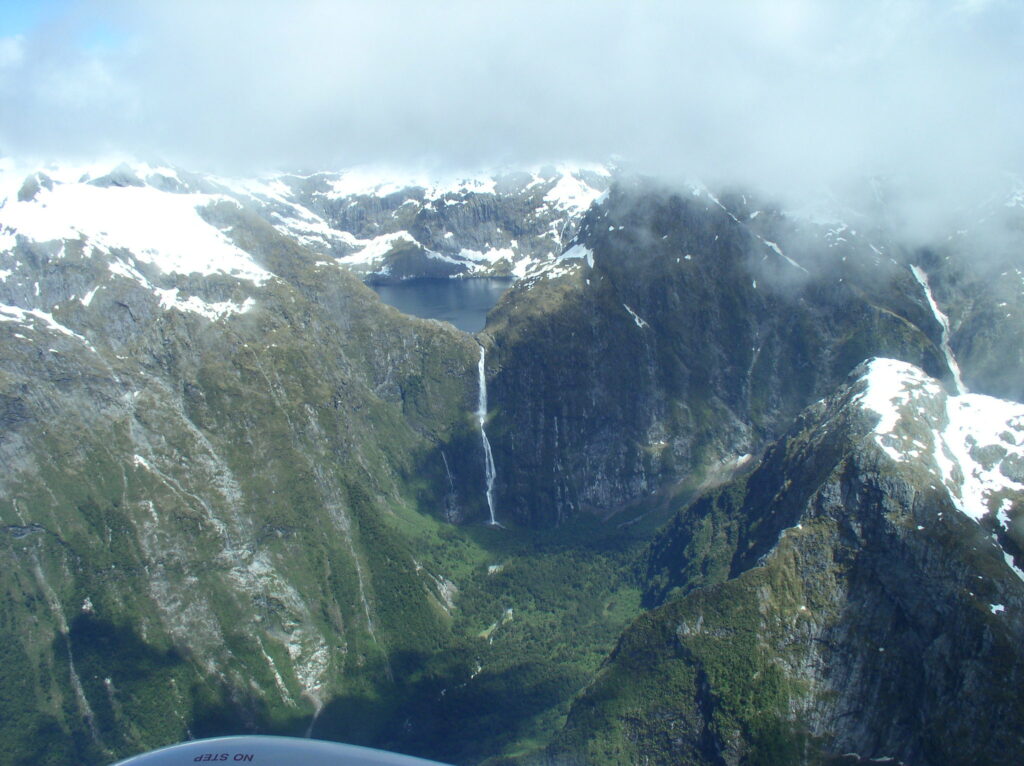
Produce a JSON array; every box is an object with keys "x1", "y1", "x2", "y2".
[{"x1": 849, "y1": 357, "x2": 1024, "y2": 578}]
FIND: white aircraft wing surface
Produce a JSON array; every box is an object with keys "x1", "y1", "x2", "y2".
[{"x1": 110, "y1": 735, "x2": 453, "y2": 766}]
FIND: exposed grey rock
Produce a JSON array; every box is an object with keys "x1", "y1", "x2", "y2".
[
  {"x1": 2, "y1": 160, "x2": 1023, "y2": 765},
  {"x1": 88, "y1": 162, "x2": 145, "y2": 188},
  {"x1": 17, "y1": 171, "x2": 53, "y2": 202},
  {"x1": 485, "y1": 181, "x2": 952, "y2": 526},
  {"x1": 551, "y1": 362, "x2": 1024, "y2": 765}
]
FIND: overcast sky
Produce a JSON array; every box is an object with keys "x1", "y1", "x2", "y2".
[{"x1": 1, "y1": 0, "x2": 1021, "y2": 216}]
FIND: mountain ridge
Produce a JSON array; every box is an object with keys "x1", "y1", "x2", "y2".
[
  {"x1": 2, "y1": 157, "x2": 1024, "y2": 764},
  {"x1": 545, "y1": 358, "x2": 1024, "y2": 765}
]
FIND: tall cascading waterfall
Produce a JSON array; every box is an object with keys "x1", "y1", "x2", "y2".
[
  {"x1": 911, "y1": 265, "x2": 967, "y2": 395},
  {"x1": 476, "y1": 344, "x2": 499, "y2": 525}
]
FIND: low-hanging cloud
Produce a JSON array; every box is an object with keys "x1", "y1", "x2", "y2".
[{"x1": 2, "y1": 0, "x2": 1022, "y2": 232}]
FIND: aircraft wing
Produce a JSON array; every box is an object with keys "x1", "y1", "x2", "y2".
[{"x1": 110, "y1": 735, "x2": 453, "y2": 765}]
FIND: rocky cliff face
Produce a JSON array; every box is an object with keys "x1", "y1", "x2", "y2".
[
  {"x1": 482, "y1": 179, "x2": 1005, "y2": 527},
  {"x1": 0, "y1": 163, "x2": 496, "y2": 763},
  {"x1": 544, "y1": 359, "x2": 1024, "y2": 765},
  {"x1": 3, "y1": 160, "x2": 1024, "y2": 766}
]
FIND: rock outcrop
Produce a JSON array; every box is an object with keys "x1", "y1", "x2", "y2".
[
  {"x1": 545, "y1": 360, "x2": 1024, "y2": 765},
  {"x1": 486, "y1": 181, "x2": 958, "y2": 526},
  {"x1": 3, "y1": 161, "x2": 1024, "y2": 765}
]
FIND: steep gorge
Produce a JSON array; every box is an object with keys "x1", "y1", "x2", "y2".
[
  {"x1": 2, "y1": 165, "x2": 1024, "y2": 765},
  {"x1": 544, "y1": 360, "x2": 1024, "y2": 765},
  {"x1": 0, "y1": 196, "x2": 489, "y2": 763},
  {"x1": 485, "y1": 182, "x2": 960, "y2": 527}
]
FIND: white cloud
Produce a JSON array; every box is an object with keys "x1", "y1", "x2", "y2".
[{"x1": 0, "y1": 0, "x2": 1021, "y2": 233}]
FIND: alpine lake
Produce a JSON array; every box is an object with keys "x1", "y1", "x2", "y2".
[{"x1": 370, "y1": 277, "x2": 513, "y2": 333}]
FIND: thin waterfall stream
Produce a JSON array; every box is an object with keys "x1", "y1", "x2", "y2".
[
  {"x1": 911, "y1": 265, "x2": 967, "y2": 395},
  {"x1": 476, "y1": 344, "x2": 499, "y2": 525}
]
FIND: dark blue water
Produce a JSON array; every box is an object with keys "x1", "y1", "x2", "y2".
[{"x1": 371, "y1": 278, "x2": 512, "y2": 333}]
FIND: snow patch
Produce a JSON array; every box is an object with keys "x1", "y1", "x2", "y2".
[
  {"x1": 543, "y1": 171, "x2": 604, "y2": 212},
  {"x1": 0, "y1": 181, "x2": 270, "y2": 282},
  {"x1": 338, "y1": 231, "x2": 417, "y2": 266},
  {"x1": 856, "y1": 358, "x2": 1024, "y2": 580},
  {"x1": 459, "y1": 246, "x2": 514, "y2": 264},
  {"x1": 0, "y1": 304, "x2": 97, "y2": 352},
  {"x1": 559, "y1": 244, "x2": 593, "y2": 268},
  {"x1": 761, "y1": 237, "x2": 809, "y2": 273},
  {"x1": 155, "y1": 289, "x2": 256, "y2": 321},
  {"x1": 324, "y1": 167, "x2": 497, "y2": 199},
  {"x1": 623, "y1": 304, "x2": 649, "y2": 329}
]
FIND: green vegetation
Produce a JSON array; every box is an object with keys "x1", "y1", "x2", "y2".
[
  {"x1": 545, "y1": 517, "x2": 827, "y2": 766},
  {"x1": 353, "y1": 507, "x2": 647, "y2": 764},
  {"x1": 6, "y1": 174, "x2": 1024, "y2": 766},
  {"x1": 0, "y1": 201, "x2": 655, "y2": 765}
]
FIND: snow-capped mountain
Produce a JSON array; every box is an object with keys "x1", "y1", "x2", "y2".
[
  {"x1": 857, "y1": 357, "x2": 1024, "y2": 546},
  {"x1": 223, "y1": 163, "x2": 611, "y2": 281},
  {"x1": 3, "y1": 156, "x2": 1024, "y2": 765},
  {"x1": 562, "y1": 358, "x2": 1024, "y2": 765},
  {"x1": 0, "y1": 159, "x2": 610, "y2": 295}
]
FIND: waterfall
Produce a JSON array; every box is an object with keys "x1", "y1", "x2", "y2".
[
  {"x1": 911, "y1": 265, "x2": 967, "y2": 395},
  {"x1": 477, "y1": 345, "x2": 499, "y2": 525},
  {"x1": 441, "y1": 451, "x2": 455, "y2": 494}
]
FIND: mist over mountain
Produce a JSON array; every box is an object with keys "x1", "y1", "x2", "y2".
[
  {"x1": 2, "y1": 1, "x2": 1022, "y2": 237},
  {"x1": 1, "y1": 152, "x2": 1022, "y2": 764}
]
